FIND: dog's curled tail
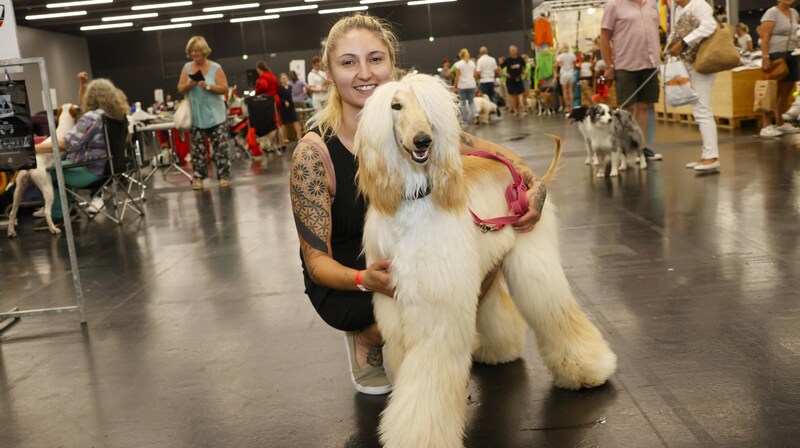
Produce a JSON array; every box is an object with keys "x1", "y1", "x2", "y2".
[{"x1": 540, "y1": 134, "x2": 563, "y2": 184}]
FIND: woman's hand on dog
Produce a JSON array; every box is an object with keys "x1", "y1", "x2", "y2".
[
  {"x1": 362, "y1": 259, "x2": 395, "y2": 297},
  {"x1": 513, "y1": 180, "x2": 547, "y2": 233}
]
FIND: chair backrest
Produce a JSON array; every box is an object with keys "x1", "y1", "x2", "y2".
[
  {"x1": 102, "y1": 115, "x2": 130, "y2": 175},
  {"x1": 244, "y1": 95, "x2": 277, "y2": 137}
]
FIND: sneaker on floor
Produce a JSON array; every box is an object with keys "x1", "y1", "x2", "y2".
[
  {"x1": 344, "y1": 332, "x2": 391, "y2": 395},
  {"x1": 694, "y1": 160, "x2": 720, "y2": 171},
  {"x1": 192, "y1": 178, "x2": 203, "y2": 190},
  {"x1": 32, "y1": 207, "x2": 45, "y2": 218},
  {"x1": 760, "y1": 125, "x2": 783, "y2": 138},
  {"x1": 643, "y1": 147, "x2": 663, "y2": 160},
  {"x1": 86, "y1": 197, "x2": 104, "y2": 214},
  {"x1": 776, "y1": 122, "x2": 800, "y2": 134}
]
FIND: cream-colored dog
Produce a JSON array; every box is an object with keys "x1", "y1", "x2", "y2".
[
  {"x1": 7, "y1": 104, "x2": 78, "y2": 238},
  {"x1": 473, "y1": 95, "x2": 497, "y2": 125},
  {"x1": 355, "y1": 74, "x2": 616, "y2": 448}
]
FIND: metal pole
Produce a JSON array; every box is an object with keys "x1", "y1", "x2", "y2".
[{"x1": 38, "y1": 57, "x2": 87, "y2": 324}]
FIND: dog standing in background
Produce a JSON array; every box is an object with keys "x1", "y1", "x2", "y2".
[
  {"x1": 7, "y1": 103, "x2": 78, "y2": 238},
  {"x1": 473, "y1": 95, "x2": 497, "y2": 125},
  {"x1": 568, "y1": 104, "x2": 644, "y2": 178},
  {"x1": 533, "y1": 88, "x2": 554, "y2": 116}
]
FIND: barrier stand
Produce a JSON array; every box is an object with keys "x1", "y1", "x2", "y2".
[{"x1": 0, "y1": 57, "x2": 87, "y2": 333}]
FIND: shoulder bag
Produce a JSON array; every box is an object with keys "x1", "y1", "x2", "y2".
[
  {"x1": 694, "y1": 23, "x2": 741, "y2": 74},
  {"x1": 173, "y1": 98, "x2": 192, "y2": 130}
]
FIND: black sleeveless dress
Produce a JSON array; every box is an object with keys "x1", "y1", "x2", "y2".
[{"x1": 300, "y1": 131, "x2": 374, "y2": 332}]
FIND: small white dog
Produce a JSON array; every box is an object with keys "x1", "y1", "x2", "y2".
[
  {"x1": 7, "y1": 103, "x2": 78, "y2": 238},
  {"x1": 568, "y1": 104, "x2": 644, "y2": 178},
  {"x1": 473, "y1": 95, "x2": 497, "y2": 125}
]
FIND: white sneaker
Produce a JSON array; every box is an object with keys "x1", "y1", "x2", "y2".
[
  {"x1": 86, "y1": 197, "x2": 104, "y2": 214},
  {"x1": 685, "y1": 161, "x2": 701, "y2": 169},
  {"x1": 776, "y1": 123, "x2": 800, "y2": 134},
  {"x1": 694, "y1": 160, "x2": 720, "y2": 171},
  {"x1": 760, "y1": 125, "x2": 783, "y2": 138},
  {"x1": 32, "y1": 207, "x2": 45, "y2": 218}
]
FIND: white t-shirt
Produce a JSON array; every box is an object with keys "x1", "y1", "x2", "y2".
[
  {"x1": 307, "y1": 69, "x2": 328, "y2": 108},
  {"x1": 476, "y1": 54, "x2": 498, "y2": 83},
  {"x1": 453, "y1": 59, "x2": 477, "y2": 89},
  {"x1": 556, "y1": 52, "x2": 577, "y2": 74},
  {"x1": 737, "y1": 33, "x2": 753, "y2": 50},
  {"x1": 580, "y1": 61, "x2": 593, "y2": 78}
]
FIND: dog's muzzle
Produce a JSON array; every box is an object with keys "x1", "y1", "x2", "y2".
[{"x1": 409, "y1": 132, "x2": 432, "y2": 163}]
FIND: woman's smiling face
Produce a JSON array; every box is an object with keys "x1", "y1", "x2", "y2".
[{"x1": 329, "y1": 28, "x2": 394, "y2": 111}]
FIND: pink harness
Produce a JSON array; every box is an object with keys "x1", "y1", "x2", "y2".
[{"x1": 467, "y1": 151, "x2": 529, "y2": 233}]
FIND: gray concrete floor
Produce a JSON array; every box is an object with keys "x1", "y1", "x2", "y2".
[{"x1": 1, "y1": 113, "x2": 799, "y2": 447}]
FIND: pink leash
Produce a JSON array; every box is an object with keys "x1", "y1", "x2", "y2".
[{"x1": 466, "y1": 150, "x2": 529, "y2": 233}]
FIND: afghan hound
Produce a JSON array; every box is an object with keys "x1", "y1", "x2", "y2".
[{"x1": 354, "y1": 74, "x2": 616, "y2": 447}]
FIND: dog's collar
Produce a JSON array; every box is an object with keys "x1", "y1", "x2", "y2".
[{"x1": 404, "y1": 184, "x2": 431, "y2": 200}]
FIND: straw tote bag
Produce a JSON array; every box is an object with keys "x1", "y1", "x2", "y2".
[{"x1": 694, "y1": 23, "x2": 741, "y2": 74}]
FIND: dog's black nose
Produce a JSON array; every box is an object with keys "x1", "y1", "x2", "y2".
[{"x1": 413, "y1": 133, "x2": 432, "y2": 149}]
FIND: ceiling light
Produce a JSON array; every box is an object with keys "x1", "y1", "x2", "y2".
[
  {"x1": 102, "y1": 12, "x2": 158, "y2": 21},
  {"x1": 230, "y1": 14, "x2": 279, "y2": 23},
  {"x1": 263, "y1": 4, "x2": 317, "y2": 13},
  {"x1": 81, "y1": 22, "x2": 133, "y2": 30},
  {"x1": 26, "y1": 10, "x2": 88, "y2": 20},
  {"x1": 360, "y1": 0, "x2": 397, "y2": 3},
  {"x1": 304, "y1": 0, "x2": 323, "y2": 2},
  {"x1": 586, "y1": 7, "x2": 595, "y2": 14},
  {"x1": 171, "y1": 13, "x2": 223, "y2": 22},
  {"x1": 142, "y1": 22, "x2": 192, "y2": 31},
  {"x1": 132, "y1": 1, "x2": 192, "y2": 11},
  {"x1": 203, "y1": 3, "x2": 259, "y2": 12},
  {"x1": 407, "y1": 0, "x2": 456, "y2": 4},
  {"x1": 318, "y1": 5, "x2": 368, "y2": 14},
  {"x1": 47, "y1": 0, "x2": 111, "y2": 7}
]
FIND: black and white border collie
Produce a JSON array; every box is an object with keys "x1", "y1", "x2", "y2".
[{"x1": 568, "y1": 104, "x2": 644, "y2": 178}]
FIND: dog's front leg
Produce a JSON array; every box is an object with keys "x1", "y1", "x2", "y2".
[
  {"x1": 7, "y1": 175, "x2": 27, "y2": 238},
  {"x1": 32, "y1": 171, "x2": 62, "y2": 235},
  {"x1": 378, "y1": 302, "x2": 476, "y2": 448}
]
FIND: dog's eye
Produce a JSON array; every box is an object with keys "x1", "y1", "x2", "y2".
[{"x1": 391, "y1": 103, "x2": 402, "y2": 111}]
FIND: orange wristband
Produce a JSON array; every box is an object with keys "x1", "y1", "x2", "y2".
[{"x1": 355, "y1": 270, "x2": 370, "y2": 292}]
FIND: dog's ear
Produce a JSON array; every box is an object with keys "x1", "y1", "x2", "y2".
[
  {"x1": 567, "y1": 107, "x2": 586, "y2": 123},
  {"x1": 56, "y1": 105, "x2": 64, "y2": 122},
  {"x1": 354, "y1": 82, "x2": 405, "y2": 215}
]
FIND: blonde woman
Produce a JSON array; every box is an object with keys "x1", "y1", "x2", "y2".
[
  {"x1": 758, "y1": 0, "x2": 800, "y2": 137},
  {"x1": 177, "y1": 36, "x2": 232, "y2": 190},
  {"x1": 290, "y1": 14, "x2": 548, "y2": 396},
  {"x1": 452, "y1": 48, "x2": 478, "y2": 125},
  {"x1": 34, "y1": 79, "x2": 128, "y2": 222},
  {"x1": 555, "y1": 45, "x2": 577, "y2": 113}
]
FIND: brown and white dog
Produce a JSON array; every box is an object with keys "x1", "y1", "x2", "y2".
[
  {"x1": 7, "y1": 103, "x2": 78, "y2": 238},
  {"x1": 354, "y1": 74, "x2": 616, "y2": 448}
]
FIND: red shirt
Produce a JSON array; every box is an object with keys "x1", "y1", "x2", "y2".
[{"x1": 255, "y1": 71, "x2": 279, "y2": 97}]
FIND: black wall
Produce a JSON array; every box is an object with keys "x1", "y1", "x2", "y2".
[{"x1": 87, "y1": 0, "x2": 534, "y2": 105}]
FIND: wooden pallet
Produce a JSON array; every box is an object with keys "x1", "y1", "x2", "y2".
[{"x1": 715, "y1": 116, "x2": 760, "y2": 130}]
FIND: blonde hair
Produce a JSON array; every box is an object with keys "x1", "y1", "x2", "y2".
[
  {"x1": 559, "y1": 44, "x2": 570, "y2": 54},
  {"x1": 737, "y1": 23, "x2": 749, "y2": 33},
  {"x1": 185, "y1": 36, "x2": 211, "y2": 58},
  {"x1": 459, "y1": 48, "x2": 470, "y2": 60},
  {"x1": 81, "y1": 78, "x2": 128, "y2": 120},
  {"x1": 308, "y1": 13, "x2": 400, "y2": 137}
]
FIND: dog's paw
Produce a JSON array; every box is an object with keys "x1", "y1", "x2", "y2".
[
  {"x1": 50, "y1": 227, "x2": 62, "y2": 235},
  {"x1": 610, "y1": 171, "x2": 619, "y2": 177},
  {"x1": 595, "y1": 171, "x2": 605, "y2": 178},
  {"x1": 7, "y1": 230, "x2": 17, "y2": 239},
  {"x1": 618, "y1": 164, "x2": 627, "y2": 171},
  {"x1": 550, "y1": 346, "x2": 617, "y2": 390},
  {"x1": 584, "y1": 157, "x2": 591, "y2": 165},
  {"x1": 592, "y1": 157, "x2": 599, "y2": 166}
]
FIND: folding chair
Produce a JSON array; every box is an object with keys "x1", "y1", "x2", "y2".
[
  {"x1": 245, "y1": 95, "x2": 284, "y2": 155},
  {"x1": 64, "y1": 115, "x2": 144, "y2": 224}
]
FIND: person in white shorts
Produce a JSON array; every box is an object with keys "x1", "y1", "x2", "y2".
[{"x1": 556, "y1": 45, "x2": 577, "y2": 112}]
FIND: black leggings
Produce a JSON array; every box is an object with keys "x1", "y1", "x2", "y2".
[{"x1": 308, "y1": 288, "x2": 375, "y2": 332}]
